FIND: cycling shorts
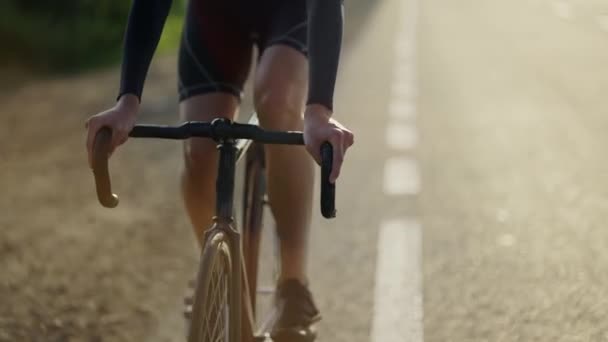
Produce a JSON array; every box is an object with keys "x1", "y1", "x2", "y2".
[{"x1": 178, "y1": 0, "x2": 308, "y2": 101}]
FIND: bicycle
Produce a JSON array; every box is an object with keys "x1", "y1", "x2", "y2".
[{"x1": 91, "y1": 115, "x2": 336, "y2": 342}]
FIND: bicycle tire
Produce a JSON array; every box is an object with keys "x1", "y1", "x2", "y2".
[
  {"x1": 242, "y1": 142, "x2": 266, "y2": 319},
  {"x1": 243, "y1": 142, "x2": 287, "y2": 342},
  {"x1": 188, "y1": 231, "x2": 235, "y2": 342}
]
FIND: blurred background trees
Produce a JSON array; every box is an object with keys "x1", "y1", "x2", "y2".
[{"x1": 0, "y1": 0, "x2": 185, "y2": 73}]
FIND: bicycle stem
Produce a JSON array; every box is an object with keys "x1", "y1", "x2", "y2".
[{"x1": 215, "y1": 139, "x2": 237, "y2": 221}]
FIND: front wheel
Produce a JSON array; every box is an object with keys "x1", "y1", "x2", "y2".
[
  {"x1": 242, "y1": 142, "x2": 266, "y2": 318},
  {"x1": 188, "y1": 231, "x2": 235, "y2": 342}
]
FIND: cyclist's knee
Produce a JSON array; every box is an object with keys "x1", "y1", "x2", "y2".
[
  {"x1": 183, "y1": 138, "x2": 217, "y2": 177},
  {"x1": 254, "y1": 85, "x2": 304, "y2": 131},
  {"x1": 179, "y1": 93, "x2": 238, "y2": 177}
]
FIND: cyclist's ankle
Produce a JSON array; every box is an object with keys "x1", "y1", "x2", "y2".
[{"x1": 278, "y1": 275, "x2": 309, "y2": 287}]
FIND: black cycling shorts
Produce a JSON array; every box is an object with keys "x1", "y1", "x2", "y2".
[{"x1": 178, "y1": 0, "x2": 308, "y2": 101}]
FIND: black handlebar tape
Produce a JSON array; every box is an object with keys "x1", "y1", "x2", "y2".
[
  {"x1": 92, "y1": 127, "x2": 119, "y2": 208},
  {"x1": 129, "y1": 123, "x2": 212, "y2": 139},
  {"x1": 320, "y1": 142, "x2": 336, "y2": 218},
  {"x1": 255, "y1": 130, "x2": 305, "y2": 145},
  {"x1": 129, "y1": 122, "x2": 304, "y2": 145}
]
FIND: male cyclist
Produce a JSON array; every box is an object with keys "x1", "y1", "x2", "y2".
[{"x1": 85, "y1": 0, "x2": 354, "y2": 340}]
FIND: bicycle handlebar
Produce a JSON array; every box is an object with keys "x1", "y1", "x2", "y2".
[
  {"x1": 320, "y1": 142, "x2": 336, "y2": 218},
  {"x1": 91, "y1": 120, "x2": 337, "y2": 218},
  {"x1": 129, "y1": 121, "x2": 306, "y2": 145},
  {"x1": 92, "y1": 127, "x2": 119, "y2": 208}
]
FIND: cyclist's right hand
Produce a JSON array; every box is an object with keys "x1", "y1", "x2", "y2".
[{"x1": 85, "y1": 94, "x2": 140, "y2": 168}]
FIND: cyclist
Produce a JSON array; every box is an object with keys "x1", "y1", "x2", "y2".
[{"x1": 85, "y1": 0, "x2": 354, "y2": 340}]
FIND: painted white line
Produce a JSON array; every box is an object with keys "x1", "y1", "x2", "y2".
[
  {"x1": 394, "y1": 60, "x2": 414, "y2": 76},
  {"x1": 391, "y1": 0, "x2": 419, "y2": 109},
  {"x1": 383, "y1": 157, "x2": 420, "y2": 195},
  {"x1": 496, "y1": 208, "x2": 510, "y2": 223},
  {"x1": 371, "y1": 219, "x2": 423, "y2": 342},
  {"x1": 389, "y1": 98, "x2": 416, "y2": 121},
  {"x1": 497, "y1": 233, "x2": 517, "y2": 247},
  {"x1": 392, "y1": 64, "x2": 416, "y2": 99},
  {"x1": 394, "y1": 40, "x2": 415, "y2": 59},
  {"x1": 552, "y1": 1, "x2": 572, "y2": 20},
  {"x1": 373, "y1": 0, "x2": 422, "y2": 339},
  {"x1": 387, "y1": 122, "x2": 419, "y2": 150},
  {"x1": 392, "y1": 77, "x2": 417, "y2": 100},
  {"x1": 597, "y1": 15, "x2": 608, "y2": 32}
]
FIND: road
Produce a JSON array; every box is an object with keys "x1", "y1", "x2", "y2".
[
  {"x1": 419, "y1": 0, "x2": 608, "y2": 341},
  {"x1": 1, "y1": 0, "x2": 608, "y2": 341}
]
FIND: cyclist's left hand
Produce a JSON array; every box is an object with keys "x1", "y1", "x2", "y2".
[{"x1": 303, "y1": 104, "x2": 355, "y2": 183}]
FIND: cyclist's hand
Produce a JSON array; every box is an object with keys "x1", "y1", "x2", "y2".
[
  {"x1": 303, "y1": 104, "x2": 355, "y2": 183},
  {"x1": 85, "y1": 94, "x2": 140, "y2": 168}
]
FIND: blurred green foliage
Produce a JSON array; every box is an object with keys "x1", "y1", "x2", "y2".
[{"x1": 0, "y1": 0, "x2": 185, "y2": 73}]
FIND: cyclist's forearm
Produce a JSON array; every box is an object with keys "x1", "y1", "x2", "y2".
[
  {"x1": 306, "y1": 0, "x2": 343, "y2": 112},
  {"x1": 116, "y1": 93, "x2": 141, "y2": 114},
  {"x1": 117, "y1": 0, "x2": 173, "y2": 103}
]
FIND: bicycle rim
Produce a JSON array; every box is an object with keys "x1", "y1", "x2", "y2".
[
  {"x1": 242, "y1": 142, "x2": 266, "y2": 316},
  {"x1": 189, "y1": 231, "x2": 233, "y2": 342},
  {"x1": 242, "y1": 143, "x2": 283, "y2": 338}
]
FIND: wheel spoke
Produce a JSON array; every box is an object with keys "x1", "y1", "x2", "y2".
[
  {"x1": 210, "y1": 262, "x2": 225, "y2": 340},
  {"x1": 202, "y1": 259, "x2": 218, "y2": 340},
  {"x1": 205, "y1": 250, "x2": 228, "y2": 342},
  {"x1": 217, "y1": 269, "x2": 228, "y2": 341},
  {"x1": 206, "y1": 265, "x2": 220, "y2": 340},
  {"x1": 192, "y1": 239, "x2": 231, "y2": 342}
]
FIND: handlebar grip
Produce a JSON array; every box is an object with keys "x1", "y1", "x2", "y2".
[
  {"x1": 92, "y1": 127, "x2": 119, "y2": 208},
  {"x1": 320, "y1": 142, "x2": 336, "y2": 219}
]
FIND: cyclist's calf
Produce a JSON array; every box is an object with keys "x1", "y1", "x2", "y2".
[
  {"x1": 179, "y1": 93, "x2": 238, "y2": 243},
  {"x1": 183, "y1": 138, "x2": 218, "y2": 178},
  {"x1": 180, "y1": 93, "x2": 238, "y2": 187}
]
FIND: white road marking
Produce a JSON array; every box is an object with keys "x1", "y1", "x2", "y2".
[
  {"x1": 383, "y1": 157, "x2": 420, "y2": 195},
  {"x1": 392, "y1": 77, "x2": 417, "y2": 99},
  {"x1": 371, "y1": 219, "x2": 423, "y2": 342},
  {"x1": 552, "y1": 1, "x2": 572, "y2": 20},
  {"x1": 387, "y1": 122, "x2": 419, "y2": 150},
  {"x1": 395, "y1": 40, "x2": 415, "y2": 59},
  {"x1": 374, "y1": 0, "x2": 422, "y2": 340},
  {"x1": 598, "y1": 15, "x2": 608, "y2": 32},
  {"x1": 389, "y1": 98, "x2": 417, "y2": 121},
  {"x1": 496, "y1": 208, "x2": 510, "y2": 223},
  {"x1": 394, "y1": 63, "x2": 414, "y2": 81},
  {"x1": 497, "y1": 233, "x2": 517, "y2": 247}
]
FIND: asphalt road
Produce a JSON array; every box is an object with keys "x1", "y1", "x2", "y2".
[
  {"x1": 2, "y1": 0, "x2": 607, "y2": 341},
  {"x1": 419, "y1": 0, "x2": 608, "y2": 341},
  {"x1": 310, "y1": 0, "x2": 608, "y2": 340}
]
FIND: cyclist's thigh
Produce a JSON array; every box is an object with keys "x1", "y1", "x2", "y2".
[
  {"x1": 179, "y1": 93, "x2": 239, "y2": 123},
  {"x1": 253, "y1": 0, "x2": 309, "y2": 129},
  {"x1": 253, "y1": 47, "x2": 308, "y2": 118},
  {"x1": 178, "y1": 0, "x2": 254, "y2": 112},
  {"x1": 179, "y1": 0, "x2": 256, "y2": 154}
]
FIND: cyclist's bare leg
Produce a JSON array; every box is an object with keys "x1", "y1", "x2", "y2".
[
  {"x1": 254, "y1": 45, "x2": 314, "y2": 284},
  {"x1": 179, "y1": 93, "x2": 239, "y2": 246}
]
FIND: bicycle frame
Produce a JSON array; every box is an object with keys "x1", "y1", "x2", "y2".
[
  {"x1": 91, "y1": 115, "x2": 336, "y2": 342},
  {"x1": 209, "y1": 132, "x2": 309, "y2": 342},
  {"x1": 205, "y1": 134, "x2": 260, "y2": 342},
  {"x1": 202, "y1": 137, "x2": 241, "y2": 342}
]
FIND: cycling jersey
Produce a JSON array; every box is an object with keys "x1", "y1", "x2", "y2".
[{"x1": 117, "y1": 0, "x2": 343, "y2": 111}]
